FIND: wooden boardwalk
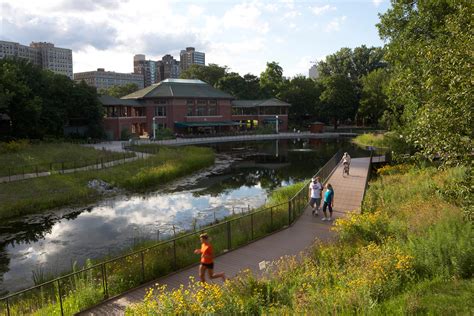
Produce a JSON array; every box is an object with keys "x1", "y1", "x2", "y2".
[{"x1": 78, "y1": 157, "x2": 371, "y2": 316}]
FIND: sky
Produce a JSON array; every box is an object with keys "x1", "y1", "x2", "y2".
[{"x1": 0, "y1": 0, "x2": 391, "y2": 78}]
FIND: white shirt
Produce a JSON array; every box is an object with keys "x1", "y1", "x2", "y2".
[
  {"x1": 342, "y1": 154, "x2": 351, "y2": 165},
  {"x1": 310, "y1": 181, "x2": 323, "y2": 198}
]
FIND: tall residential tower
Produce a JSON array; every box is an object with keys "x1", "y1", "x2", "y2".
[{"x1": 179, "y1": 47, "x2": 205, "y2": 72}]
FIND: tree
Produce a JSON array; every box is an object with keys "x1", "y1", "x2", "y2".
[
  {"x1": 0, "y1": 58, "x2": 104, "y2": 139},
  {"x1": 99, "y1": 83, "x2": 139, "y2": 98},
  {"x1": 278, "y1": 76, "x2": 323, "y2": 126},
  {"x1": 358, "y1": 68, "x2": 390, "y2": 126},
  {"x1": 319, "y1": 75, "x2": 358, "y2": 129},
  {"x1": 378, "y1": 1, "x2": 473, "y2": 165},
  {"x1": 179, "y1": 64, "x2": 227, "y2": 87},
  {"x1": 217, "y1": 73, "x2": 264, "y2": 99},
  {"x1": 260, "y1": 62, "x2": 285, "y2": 98}
]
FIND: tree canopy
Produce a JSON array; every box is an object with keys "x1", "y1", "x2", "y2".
[
  {"x1": 179, "y1": 64, "x2": 228, "y2": 87},
  {"x1": 378, "y1": 0, "x2": 473, "y2": 165},
  {"x1": 99, "y1": 83, "x2": 139, "y2": 98},
  {"x1": 0, "y1": 58, "x2": 103, "y2": 139}
]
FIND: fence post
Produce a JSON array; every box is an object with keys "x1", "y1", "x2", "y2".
[
  {"x1": 101, "y1": 263, "x2": 107, "y2": 299},
  {"x1": 288, "y1": 200, "x2": 292, "y2": 225},
  {"x1": 22, "y1": 166, "x2": 25, "y2": 179},
  {"x1": 250, "y1": 213, "x2": 254, "y2": 240},
  {"x1": 61, "y1": 162, "x2": 64, "y2": 174},
  {"x1": 141, "y1": 251, "x2": 145, "y2": 282},
  {"x1": 57, "y1": 279, "x2": 64, "y2": 316},
  {"x1": 6, "y1": 297, "x2": 10, "y2": 316},
  {"x1": 270, "y1": 207, "x2": 273, "y2": 229},
  {"x1": 227, "y1": 220, "x2": 231, "y2": 250},
  {"x1": 8, "y1": 168, "x2": 11, "y2": 182},
  {"x1": 173, "y1": 239, "x2": 177, "y2": 269}
]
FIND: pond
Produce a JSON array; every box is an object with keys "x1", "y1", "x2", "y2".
[{"x1": 0, "y1": 138, "x2": 369, "y2": 295}]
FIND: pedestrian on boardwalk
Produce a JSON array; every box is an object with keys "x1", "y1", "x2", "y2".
[
  {"x1": 322, "y1": 184, "x2": 334, "y2": 221},
  {"x1": 194, "y1": 233, "x2": 226, "y2": 283},
  {"x1": 309, "y1": 176, "x2": 323, "y2": 216},
  {"x1": 342, "y1": 152, "x2": 351, "y2": 176}
]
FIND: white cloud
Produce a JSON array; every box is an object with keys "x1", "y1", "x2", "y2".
[
  {"x1": 325, "y1": 16, "x2": 347, "y2": 32},
  {"x1": 187, "y1": 4, "x2": 204, "y2": 17},
  {"x1": 309, "y1": 4, "x2": 336, "y2": 16},
  {"x1": 372, "y1": 0, "x2": 383, "y2": 7},
  {"x1": 283, "y1": 10, "x2": 301, "y2": 20}
]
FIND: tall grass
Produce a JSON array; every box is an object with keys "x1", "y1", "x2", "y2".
[
  {"x1": 0, "y1": 146, "x2": 215, "y2": 219},
  {"x1": 0, "y1": 141, "x2": 134, "y2": 177},
  {"x1": 127, "y1": 164, "x2": 473, "y2": 315}
]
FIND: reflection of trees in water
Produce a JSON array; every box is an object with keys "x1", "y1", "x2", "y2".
[{"x1": 0, "y1": 244, "x2": 10, "y2": 296}]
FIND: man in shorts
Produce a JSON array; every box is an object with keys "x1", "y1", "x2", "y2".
[
  {"x1": 194, "y1": 233, "x2": 226, "y2": 283},
  {"x1": 309, "y1": 176, "x2": 323, "y2": 216}
]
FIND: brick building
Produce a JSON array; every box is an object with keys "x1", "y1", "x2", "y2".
[{"x1": 100, "y1": 79, "x2": 290, "y2": 139}]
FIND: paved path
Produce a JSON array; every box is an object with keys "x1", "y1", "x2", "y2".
[{"x1": 78, "y1": 157, "x2": 371, "y2": 316}]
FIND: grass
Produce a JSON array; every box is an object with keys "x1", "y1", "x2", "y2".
[
  {"x1": 125, "y1": 163, "x2": 473, "y2": 315},
  {"x1": 2, "y1": 180, "x2": 309, "y2": 315},
  {"x1": 352, "y1": 132, "x2": 389, "y2": 149},
  {"x1": 0, "y1": 140, "x2": 135, "y2": 177},
  {"x1": 0, "y1": 146, "x2": 215, "y2": 220}
]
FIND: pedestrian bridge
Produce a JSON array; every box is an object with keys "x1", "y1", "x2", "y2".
[{"x1": 79, "y1": 156, "x2": 375, "y2": 315}]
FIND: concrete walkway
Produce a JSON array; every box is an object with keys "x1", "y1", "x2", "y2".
[{"x1": 78, "y1": 157, "x2": 371, "y2": 316}]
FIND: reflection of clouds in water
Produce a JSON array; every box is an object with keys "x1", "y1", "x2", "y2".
[{"x1": 2, "y1": 189, "x2": 267, "y2": 293}]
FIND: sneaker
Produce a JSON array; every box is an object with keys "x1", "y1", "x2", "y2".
[
  {"x1": 328, "y1": 217, "x2": 333, "y2": 221},
  {"x1": 311, "y1": 210, "x2": 315, "y2": 216},
  {"x1": 321, "y1": 217, "x2": 327, "y2": 221}
]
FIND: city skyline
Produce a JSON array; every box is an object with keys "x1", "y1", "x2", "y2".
[{"x1": 1, "y1": 0, "x2": 390, "y2": 78}]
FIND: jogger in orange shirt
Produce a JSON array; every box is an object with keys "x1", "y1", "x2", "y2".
[{"x1": 194, "y1": 233, "x2": 226, "y2": 283}]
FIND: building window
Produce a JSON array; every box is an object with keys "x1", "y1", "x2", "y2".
[
  {"x1": 187, "y1": 105, "x2": 194, "y2": 116},
  {"x1": 186, "y1": 99, "x2": 194, "y2": 105},
  {"x1": 196, "y1": 105, "x2": 207, "y2": 116},
  {"x1": 154, "y1": 106, "x2": 166, "y2": 117},
  {"x1": 197, "y1": 99, "x2": 206, "y2": 105},
  {"x1": 208, "y1": 104, "x2": 217, "y2": 116},
  {"x1": 209, "y1": 99, "x2": 217, "y2": 105}
]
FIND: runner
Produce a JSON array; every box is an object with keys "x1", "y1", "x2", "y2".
[{"x1": 193, "y1": 233, "x2": 226, "y2": 283}]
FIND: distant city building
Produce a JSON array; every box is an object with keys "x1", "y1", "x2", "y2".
[
  {"x1": 179, "y1": 47, "x2": 205, "y2": 72},
  {"x1": 159, "y1": 54, "x2": 180, "y2": 81},
  {"x1": 133, "y1": 54, "x2": 159, "y2": 87},
  {"x1": 74, "y1": 68, "x2": 144, "y2": 90},
  {"x1": 0, "y1": 41, "x2": 73, "y2": 78},
  {"x1": 309, "y1": 64, "x2": 319, "y2": 79}
]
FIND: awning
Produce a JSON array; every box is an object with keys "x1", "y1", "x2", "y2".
[
  {"x1": 174, "y1": 121, "x2": 243, "y2": 128},
  {"x1": 262, "y1": 118, "x2": 283, "y2": 123}
]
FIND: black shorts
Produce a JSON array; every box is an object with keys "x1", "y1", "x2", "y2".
[{"x1": 201, "y1": 262, "x2": 214, "y2": 269}]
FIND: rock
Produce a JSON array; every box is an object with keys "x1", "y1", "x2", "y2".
[{"x1": 87, "y1": 179, "x2": 118, "y2": 193}]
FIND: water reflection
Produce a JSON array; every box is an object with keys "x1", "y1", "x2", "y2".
[{"x1": 0, "y1": 138, "x2": 368, "y2": 294}]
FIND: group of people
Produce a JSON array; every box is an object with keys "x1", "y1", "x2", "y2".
[
  {"x1": 308, "y1": 152, "x2": 351, "y2": 221},
  {"x1": 193, "y1": 152, "x2": 352, "y2": 283}
]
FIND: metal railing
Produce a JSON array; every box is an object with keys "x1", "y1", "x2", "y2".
[
  {"x1": 0, "y1": 152, "x2": 136, "y2": 183},
  {"x1": 0, "y1": 150, "x2": 343, "y2": 316}
]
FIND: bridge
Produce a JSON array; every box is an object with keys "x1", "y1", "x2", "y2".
[{"x1": 78, "y1": 156, "x2": 374, "y2": 315}]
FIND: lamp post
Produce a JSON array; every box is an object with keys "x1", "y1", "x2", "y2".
[
  {"x1": 152, "y1": 116, "x2": 159, "y2": 140},
  {"x1": 275, "y1": 115, "x2": 279, "y2": 134}
]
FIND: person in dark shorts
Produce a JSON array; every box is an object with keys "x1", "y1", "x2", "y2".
[
  {"x1": 309, "y1": 176, "x2": 323, "y2": 216},
  {"x1": 322, "y1": 183, "x2": 334, "y2": 221},
  {"x1": 194, "y1": 233, "x2": 226, "y2": 283}
]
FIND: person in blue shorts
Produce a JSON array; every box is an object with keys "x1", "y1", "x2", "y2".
[{"x1": 322, "y1": 183, "x2": 334, "y2": 221}]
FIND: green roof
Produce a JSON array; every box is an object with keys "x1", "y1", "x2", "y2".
[
  {"x1": 122, "y1": 79, "x2": 234, "y2": 100},
  {"x1": 98, "y1": 95, "x2": 142, "y2": 106},
  {"x1": 232, "y1": 98, "x2": 291, "y2": 108}
]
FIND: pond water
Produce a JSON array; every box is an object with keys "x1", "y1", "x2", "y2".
[{"x1": 0, "y1": 138, "x2": 369, "y2": 295}]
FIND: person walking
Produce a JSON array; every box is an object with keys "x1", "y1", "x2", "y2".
[
  {"x1": 322, "y1": 184, "x2": 334, "y2": 221},
  {"x1": 194, "y1": 233, "x2": 226, "y2": 283},
  {"x1": 309, "y1": 176, "x2": 323, "y2": 216}
]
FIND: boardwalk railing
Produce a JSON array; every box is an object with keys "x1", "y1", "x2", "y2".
[{"x1": 0, "y1": 150, "x2": 343, "y2": 316}]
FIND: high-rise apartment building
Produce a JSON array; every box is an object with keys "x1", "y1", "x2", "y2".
[
  {"x1": 309, "y1": 64, "x2": 319, "y2": 79},
  {"x1": 160, "y1": 54, "x2": 180, "y2": 81},
  {"x1": 133, "y1": 54, "x2": 159, "y2": 87},
  {"x1": 179, "y1": 47, "x2": 205, "y2": 72},
  {"x1": 74, "y1": 68, "x2": 144, "y2": 90},
  {"x1": 0, "y1": 41, "x2": 73, "y2": 78}
]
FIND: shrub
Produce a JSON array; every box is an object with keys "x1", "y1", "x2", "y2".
[{"x1": 0, "y1": 139, "x2": 30, "y2": 153}]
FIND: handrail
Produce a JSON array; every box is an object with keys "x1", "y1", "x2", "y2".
[{"x1": 0, "y1": 150, "x2": 344, "y2": 315}]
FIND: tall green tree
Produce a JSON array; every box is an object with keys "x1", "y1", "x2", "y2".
[
  {"x1": 0, "y1": 58, "x2": 104, "y2": 139},
  {"x1": 99, "y1": 83, "x2": 139, "y2": 98},
  {"x1": 358, "y1": 68, "x2": 390, "y2": 126},
  {"x1": 378, "y1": 1, "x2": 473, "y2": 165},
  {"x1": 278, "y1": 76, "x2": 322, "y2": 125},
  {"x1": 320, "y1": 75, "x2": 358, "y2": 129},
  {"x1": 180, "y1": 64, "x2": 227, "y2": 87},
  {"x1": 260, "y1": 62, "x2": 285, "y2": 98}
]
